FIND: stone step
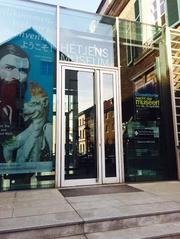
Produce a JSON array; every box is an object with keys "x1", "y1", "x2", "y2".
[
  {"x1": 1, "y1": 201, "x2": 180, "y2": 239},
  {"x1": 0, "y1": 210, "x2": 84, "y2": 239},
  {"x1": 82, "y1": 201, "x2": 180, "y2": 234},
  {"x1": 57, "y1": 236, "x2": 86, "y2": 239},
  {"x1": 85, "y1": 221, "x2": 180, "y2": 239},
  {"x1": 1, "y1": 188, "x2": 180, "y2": 239}
]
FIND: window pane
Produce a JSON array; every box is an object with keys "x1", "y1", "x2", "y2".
[
  {"x1": 0, "y1": 0, "x2": 56, "y2": 191},
  {"x1": 60, "y1": 7, "x2": 117, "y2": 67},
  {"x1": 65, "y1": 70, "x2": 97, "y2": 179},
  {"x1": 167, "y1": 0, "x2": 179, "y2": 26},
  {"x1": 102, "y1": 73, "x2": 116, "y2": 177},
  {"x1": 120, "y1": 19, "x2": 177, "y2": 182}
]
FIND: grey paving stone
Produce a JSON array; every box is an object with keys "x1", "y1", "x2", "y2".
[
  {"x1": 13, "y1": 203, "x2": 74, "y2": 217},
  {"x1": 129, "y1": 182, "x2": 180, "y2": 195},
  {"x1": 57, "y1": 236, "x2": 86, "y2": 239},
  {"x1": 13, "y1": 198, "x2": 66, "y2": 208},
  {"x1": 67, "y1": 191, "x2": 167, "y2": 204},
  {"x1": 67, "y1": 192, "x2": 169, "y2": 211},
  {"x1": 0, "y1": 224, "x2": 83, "y2": 239},
  {"x1": 0, "y1": 201, "x2": 14, "y2": 210},
  {"x1": 153, "y1": 193, "x2": 180, "y2": 203},
  {"x1": 0, "y1": 198, "x2": 15, "y2": 206},
  {"x1": 86, "y1": 221, "x2": 180, "y2": 239},
  {"x1": 15, "y1": 189, "x2": 62, "y2": 201},
  {"x1": 11, "y1": 189, "x2": 74, "y2": 217},
  {"x1": 77, "y1": 201, "x2": 180, "y2": 222},
  {"x1": 0, "y1": 191, "x2": 16, "y2": 199},
  {"x1": 129, "y1": 182, "x2": 180, "y2": 204},
  {"x1": 0, "y1": 208, "x2": 13, "y2": 219},
  {"x1": 0, "y1": 211, "x2": 83, "y2": 232},
  {"x1": 84, "y1": 212, "x2": 180, "y2": 233}
]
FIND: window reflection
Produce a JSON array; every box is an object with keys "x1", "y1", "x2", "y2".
[
  {"x1": 102, "y1": 73, "x2": 116, "y2": 177},
  {"x1": 65, "y1": 70, "x2": 97, "y2": 179},
  {"x1": 0, "y1": 0, "x2": 56, "y2": 191}
]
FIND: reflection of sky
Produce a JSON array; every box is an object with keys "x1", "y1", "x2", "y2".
[
  {"x1": 60, "y1": 0, "x2": 101, "y2": 13},
  {"x1": 0, "y1": 0, "x2": 115, "y2": 47},
  {"x1": 0, "y1": 0, "x2": 56, "y2": 45},
  {"x1": 77, "y1": 72, "x2": 114, "y2": 113},
  {"x1": 103, "y1": 74, "x2": 113, "y2": 101},
  {"x1": 78, "y1": 71, "x2": 94, "y2": 113}
]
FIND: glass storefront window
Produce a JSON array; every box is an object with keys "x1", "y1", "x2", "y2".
[
  {"x1": 119, "y1": 19, "x2": 162, "y2": 64},
  {"x1": 0, "y1": 1, "x2": 178, "y2": 190},
  {"x1": 0, "y1": 0, "x2": 56, "y2": 191},
  {"x1": 119, "y1": 19, "x2": 177, "y2": 182},
  {"x1": 60, "y1": 7, "x2": 117, "y2": 66}
]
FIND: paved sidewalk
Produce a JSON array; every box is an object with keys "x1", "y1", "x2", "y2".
[
  {"x1": 130, "y1": 181, "x2": 180, "y2": 202},
  {"x1": 0, "y1": 181, "x2": 180, "y2": 238}
]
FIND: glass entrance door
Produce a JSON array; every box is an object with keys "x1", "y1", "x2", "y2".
[
  {"x1": 100, "y1": 71, "x2": 119, "y2": 183},
  {"x1": 60, "y1": 65, "x2": 120, "y2": 186}
]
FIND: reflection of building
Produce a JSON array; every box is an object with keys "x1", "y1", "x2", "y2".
[
  {"x1": 78, "y1": 113, "x2": 86, "y2": 155},
  {"x1": 97, "y1": 0, "x2": 167, "y2": 26},
  {"x1": 97, "y1": 0, "x2": 179, "y2": 181},
  {"x1": 104, "y1": 98, "x2": 115, "y2": 145},
  {"x1": 78, "y1": 106, "x2": 96, "y2": 156},
  {"x1": 78, "y1": 98, "x2": 115, "y2": 156}
]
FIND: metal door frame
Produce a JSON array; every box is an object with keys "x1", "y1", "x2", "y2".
[{"x1": 57, "y1": 62, "x2": 123, "y2": 187}]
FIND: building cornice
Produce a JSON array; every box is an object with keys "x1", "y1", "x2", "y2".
[{"x1": 97, "y1": 0, "x2": 130, "y2": 16}]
